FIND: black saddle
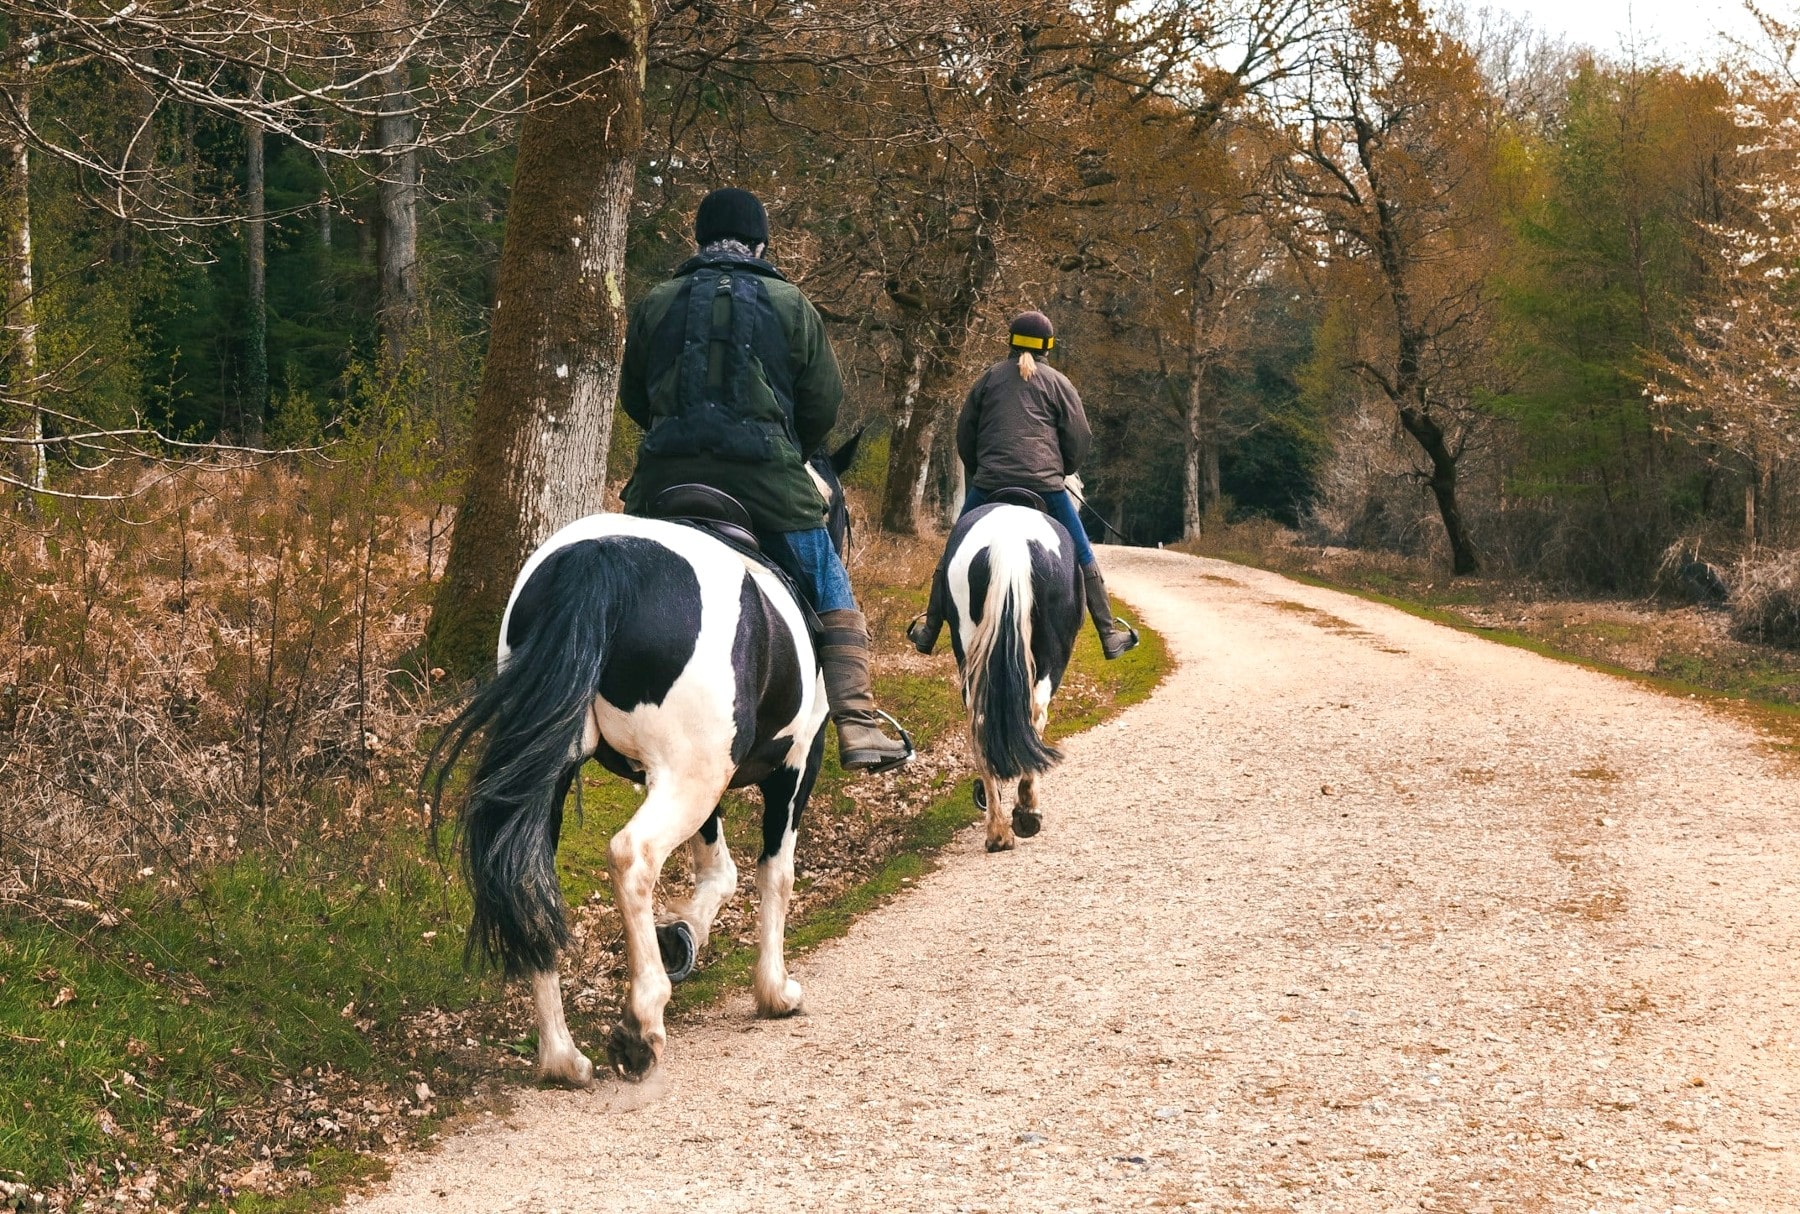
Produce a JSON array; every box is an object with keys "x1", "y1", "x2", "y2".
[
  {"x1": 649, "y1": 483, "x2": 761, "y2": 553},
  {"x1": 986, "y1": 486, "x2": 1049, "y2": 513},
  {"x1": 647, "y1": 484, "x2": 821, "y2": 639}
]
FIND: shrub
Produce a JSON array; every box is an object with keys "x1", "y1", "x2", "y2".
[
  {"x1": 0, "y1": 390, "x2": 457, "y2": 910},
  {"x1": 1729, "y1": 549, "x2": 1800, "y2": 648}
]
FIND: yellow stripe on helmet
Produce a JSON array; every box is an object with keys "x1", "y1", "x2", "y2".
[{"x1": 1009, "y1": 334, "x2": 1053, "y2": 350}]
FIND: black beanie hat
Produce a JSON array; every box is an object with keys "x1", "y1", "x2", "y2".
[
  {"x1": 695, "y1": 188, "x2": 769, "y2": 247},
  {"x1": 1009, "y1": 310, "x2": 1055, "y2": 351}
]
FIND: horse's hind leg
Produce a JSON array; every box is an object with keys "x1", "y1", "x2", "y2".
[
  {"x1": 606, "y1": 771, "x2": 725, "y2": 1080},
  {"x1": 753, "y1": 731, "x2": 825, "y2": 1017},
  {"x1": 1011, "y1": 678, "x2": 1053, "y2": 840},
  {"x1": 531, "y1": 970, "x2": 592, "y2": 1086},
  {"x1": 979, "y1": 770, "x2": 1016, "y2": 853},
  {"x1": 657, "y1": 808, "x2": 736, "y2": 980},
  {"x1": 529, "y1": 763, "x2": 592, "y2": 1087},
  {"x1": 1013, "y1": 774, "x2": 1042, "y2": 839}
]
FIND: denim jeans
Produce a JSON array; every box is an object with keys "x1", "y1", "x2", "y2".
[
  {"x1": 961, "y1": 486, "x2": 1096, "y2": 567},
  {"x1": 768, "y1": 527, "x2": 857, "y2": 613}
]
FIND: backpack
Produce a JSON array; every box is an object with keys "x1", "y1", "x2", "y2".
[{"x1": 640, "y1": 258, "x2": 798, "y2": 463}]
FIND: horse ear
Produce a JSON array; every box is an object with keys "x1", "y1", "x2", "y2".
[{"x1": 830, "y1": 426, "x2": 865, "y2": 477}]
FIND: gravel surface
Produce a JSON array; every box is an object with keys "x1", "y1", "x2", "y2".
[{"x1": 345, "y1": 547, "x2": 1800, "y2": 1213}]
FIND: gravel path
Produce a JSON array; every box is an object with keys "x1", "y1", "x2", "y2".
[{"x1": 346, "y1": 547, "x2": 1800, "y2": 1213}]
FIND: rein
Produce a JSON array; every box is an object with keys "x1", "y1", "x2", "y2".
[{"x1": 1063, "y1": 483, "x2": 1134, "y2": 545}]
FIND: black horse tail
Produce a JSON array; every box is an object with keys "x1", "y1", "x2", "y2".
[
  {"x1": 963, "y1": 535, "x2": 1061, "y2": 781},
  {"x1": 426, "y1": 539, "x2": 629, "y2": 975}
]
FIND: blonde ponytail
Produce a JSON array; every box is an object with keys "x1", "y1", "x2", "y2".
[{"x1": 1017, "y1": 350, "x2": 1038, "y2": 381}]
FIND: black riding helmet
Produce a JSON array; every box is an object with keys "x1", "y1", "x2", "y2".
[{"x1": 1008, "y1": 310, "x2": 1055, "y2": 352}]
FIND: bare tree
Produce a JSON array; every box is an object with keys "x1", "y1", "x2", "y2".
[{"x1": 1280, "y1": 0, "x2": 1505, "y2": 573}]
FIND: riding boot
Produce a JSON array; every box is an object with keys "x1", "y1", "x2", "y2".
[
  {"x1": 818, "y1": 609, "x2": 914, "y2": 773},
  {"x1": 1082, "y1": 565, "x2": 1140, "y2": 660},
  {"x1": 906, "y1": 567, "x2": 948, "y2": 655}
]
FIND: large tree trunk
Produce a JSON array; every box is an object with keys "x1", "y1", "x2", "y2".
[
  {"x1": 428, "y1": 0, "x2": 645, "y2": 677},
  {"x1": 376, "y1": 55, "x2": 420, "y2": 362},
  {"x1": 2, "y1": 73, "x2": 43, "y2": 499},
  {"x1": 244, "y1": 103, "x2": 267, "y2": 445},
  {"x1": 1398, "y1": 404, "x2": 1478, "y2": 575}
]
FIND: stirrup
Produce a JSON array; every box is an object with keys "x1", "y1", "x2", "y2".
[
  {"x1": 842, "y1": 710, "x2": 914, "y2": 775},
  {"x1": 1102, "y1": 620, "x2": 1140, "y2": 660}
]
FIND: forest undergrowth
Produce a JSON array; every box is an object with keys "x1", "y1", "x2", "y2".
[{"x1": 0, "y1": 454, "x2": 1165, "y2": 1213}]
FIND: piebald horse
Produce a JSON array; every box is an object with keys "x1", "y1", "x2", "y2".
[
  {"x1": 430, "y1": 437, "x2": 862, "y2": 1084},
  {"x1": 940, "y1": 499, "x2": 1084, "y2": 852}
]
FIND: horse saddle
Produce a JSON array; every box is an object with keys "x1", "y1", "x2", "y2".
[
  {"x1": 650, "y1": 483, "x2": 764, "y2": 553},
  {"x1": 986, "y1": 486, "x2": 1049, "y2": 513},
  {"x1": 647, "y1": 484, "x2": 821, "y2": 639}
]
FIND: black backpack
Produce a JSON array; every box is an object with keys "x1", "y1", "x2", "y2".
[{"x1": 640, "y1": 256, "x2": 799, "y2": 463}]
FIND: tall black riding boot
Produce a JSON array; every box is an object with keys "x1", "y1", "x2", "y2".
[
  {"x1": 819, "y1": 609, "x2": 914, "y2": 773},
  {"x1": 906, "y1": 567, "x2": 949, "y2": 655},
  {"x1": 1082, "y1": 565, "x2": 1140, "y2": 660}
]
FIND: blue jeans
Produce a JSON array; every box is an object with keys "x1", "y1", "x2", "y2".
[
  {"x1": 961, "y1": 487, "x2": 1096, "y2": 567},
  {"x1": 769, "y1": 527, "x2": 857, "y2": 613}
]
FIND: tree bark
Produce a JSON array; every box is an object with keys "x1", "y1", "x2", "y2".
[
  {"x1": 428, "y1": 0, "x2": 646, "y2": 677},
  {"x1": 879, "y1": 334, "x2": 930, "y2": 534},
  {"x1": 1182, "y1": 354, "x2": 1222, "y2": 540},
  {"x1": 376, "y1": 55, "x2": 420, "y2": 362},
  {"x1": 1399, "y1": 405, "x2": 1479, "y2": 575},
  {"x1": 2, "y1": 72, "x2": 43, "y2": 499},
  {"x1": 244, "y1": 103, "x2": 267, "y2": 445}
]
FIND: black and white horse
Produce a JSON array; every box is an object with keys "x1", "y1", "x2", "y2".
[
  {"x1": 941, "y1": 501, "x2": 1084, "y2": 853},
  {"x1": 430, "y1": 438, "x2": 862, "y2": 1084}
]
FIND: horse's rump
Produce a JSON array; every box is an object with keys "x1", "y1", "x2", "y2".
[{"x1": 947, "y1": 504, "x2": 1083, "y2": 780}]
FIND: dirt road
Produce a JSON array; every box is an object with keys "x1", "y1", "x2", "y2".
[{"x1": 346, "y1": 547, "x2": 1800, "y2": 1212}]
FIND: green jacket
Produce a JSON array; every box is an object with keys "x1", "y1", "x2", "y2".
[{"x1": 619, "y1": 253, "x2": 843, "y2": 533}]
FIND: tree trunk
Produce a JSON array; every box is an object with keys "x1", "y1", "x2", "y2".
[
  {"x1": 1182, "y1": 360, "x2": 1222, "y2": 541},
  {"x1": 946, "y1": 445, "x2": 966, "y2": 528},
  {"x1": 2, "y1": 73, "x2": 43, "y2": 499},
  {"x1": 882, "y1": 403, "x2": 940, "y2": 535},
  {"x1": 1398, "y1": 405, "x2": 1478, "y2": 575},
  {"x1": 428, "y1": 0, "x2": 646, "y2": 677},
  {"x1": 244, "y1": 105, "x2": 267, "y2": 445},
  {"x1": 879, "y1": 336, "x2": 930, "y2": 534},
  {"x1": 376, "y1": 56, "x2": 420, "y2": 363}
]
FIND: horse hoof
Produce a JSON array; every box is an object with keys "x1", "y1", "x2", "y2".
[
  {"x1": 607, "y1": 1022, "x2": 659, "y2": 1082},
  {"x1": 537, "y1": 1049, "x2": 594, "y2": 1089},
  {"x1": 755, "y1": 977, "x2": 805, "y2": 1018},
  {"x1": 985, "y1": 836, "x2": 1014, "y2": 854},
  {"x1": 657, "y1": 920, "x2": 697, "y2": 983},
  {"x1": 1011, "y1": 808, "x2": 1042, "y2": 838}
]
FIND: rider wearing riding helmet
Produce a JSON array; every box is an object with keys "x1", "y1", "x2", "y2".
[
  {"x1": 907, "y1": 310, "x2": 1139, "y2": 660},
  {"x1": 618, "y1": 187, "x2": 910, "y2": 773}
]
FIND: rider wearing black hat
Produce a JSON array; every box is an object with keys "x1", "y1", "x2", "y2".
[
  {"x1": 907, "y1": 310, "x2": 1140, "y2": 660},
  {"x1": 618, "y1": 187, "x2": 910, "y2": 773}
]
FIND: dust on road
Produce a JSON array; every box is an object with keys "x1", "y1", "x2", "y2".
[{"x1": 346, "y1": 547, "x2": 1799, "y2": 1212}]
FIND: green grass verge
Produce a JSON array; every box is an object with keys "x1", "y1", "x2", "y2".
[
  {"x1": 0, "y1": 838, "x2": 488, "y2": 1207},
  {"x1": 1, "y1": 593, "x2": 1170, "y2": 1208}
]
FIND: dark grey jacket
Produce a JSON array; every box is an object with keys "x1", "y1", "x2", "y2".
[{"x1": 956, "y1": 354, "x2": 1092, "y2": 494}]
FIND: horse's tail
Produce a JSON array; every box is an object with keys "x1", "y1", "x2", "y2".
[
  {"x1": 427, "y1": 538, "x2": 627, "y2": 976},
  {"x1": 963, "y1": 530, "x2": 1061, "y2": 781}
]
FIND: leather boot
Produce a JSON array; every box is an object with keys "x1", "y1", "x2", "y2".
[
  {"x1": 906, "y1": 567, "x2": 948, "y2": 655},
  {"x1": 818, "y1": 609, "x2": 914, "y2": 773},
  {"x1": 1082, "y1": 565, "x2": 1140, "y2": 660}
]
